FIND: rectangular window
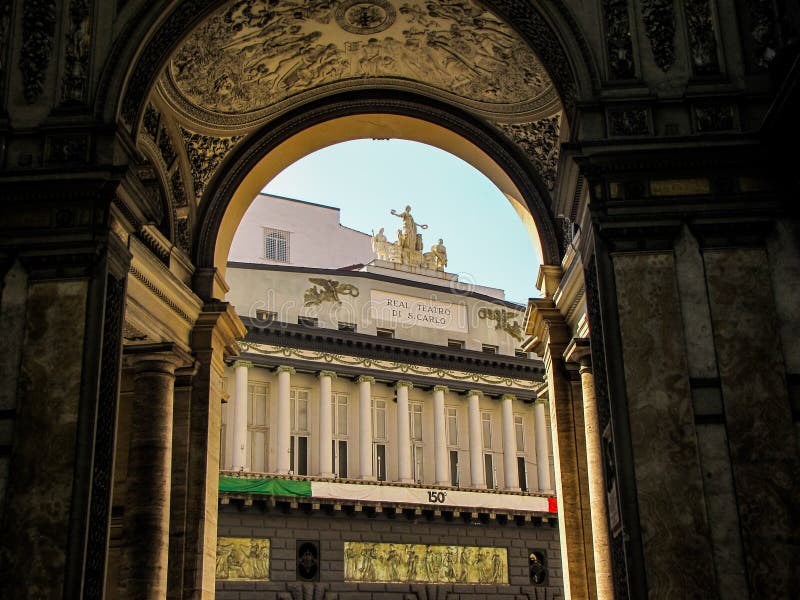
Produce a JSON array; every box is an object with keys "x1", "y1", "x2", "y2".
[
  {"x1": 448, "y1": 339, "x2": 465, "y2": 349},
  {"x1": 376, "y1": 327, "x2": 394, "y2": 338},
  {"x1": 514, "y1": 414, "x2": 525, "y2": 450},
  {"x1": 517, "y1": 456, "x2": 528, "y2": 492},
  {"x1": 375, "y1": 443, "x2": 387, "y2": 481},
  {"x1": 446, "y1": 407, "x2": 458, "y2": 446},
  {"x1": 413, "y1": 445, "x2": 424, "y2": 482},
  {"x1": 482, "y1": 344, "x2": 498, "y2": 354},
  {"x1": 484, "y1": 453, "x2": 494, "y2": 489},
  {"x1": 410, "y1": 403, "x2": 423, "y2": 442},
  {"x1": 290, "y1": 435, "x2": 308, "y2": 476},
  {"x1": 338, "y1": 321, "x2": 357, "y2": 333},
  {"x1": 290, "y1": 388, "x2": 309, "y2": 433},
  {"x1": 331, "y1": 393, "x2": 348, "y2": 436},
  {"x1": 373, "y1": 399, "x2": 386, "y2": 440},
  {"x1": 247, "y1": 382, "x2": 269, "y2": 472},
  {"x1": 255, "y1": 309, "x2": 277, "y2": 323},
  {"x1": 481, "y1": 412, "x2": 492, "y2": 449},
  {"x1": 264, "y1": 227, "x2": 290, "y2": 262},
  {"x1": 332, "y1": 439, "x2": 348, "y2": 478},
  {"x1": 298, "y1": 315, "x2": 318, "y2": 327},
  {"x1": 450, "y1": 450, "x2": 459, "y2": 486}
]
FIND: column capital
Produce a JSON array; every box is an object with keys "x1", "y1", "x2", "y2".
[
  {"x1": 563, "y1": 337, "x2": 591, "y2": 369},
  {"x1": 357, "y1": 375, "x2": 375, "y2": 384},
  {"x1": 396, "y1": 380, "x2": 414, "y2": 389},
  {"x1": 125, "y1": 342, "x2": 194, "y2": 375},
  {"x1": 319, "y1": 370, "x2": 337, "y2": 379},
  {"x1": 534, "y1": 396, "x2": 548, "y2": 406},
  {"x1": 433, "y1": 385, "x2": 449, "y2": 393},
  {"x1": 275, "y1": 365, "x2": 296, "y2": 375},
  {"x1": 501, "y1": 393, "x2": 516, "y2": 402},
  {"x1": 232, "y1": 360, "x2": 252, "y2": 369},
  {"x1": 466, "y1": 389, "x2": 484, "y2": 398}
]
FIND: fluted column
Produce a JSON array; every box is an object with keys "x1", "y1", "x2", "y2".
[
  {"x1": 232, "y1": 360, "x2": 251, "y2": 471},
  {"x1": 318, "y1": 371, "x2": 336, "y2": 477},
  {"x1": 467, "y1": 390, "x2": 485, "y2": 488},
  {"x1": 433, "y1": 385, "x2": 449, "y2": 485},
  {"x1": 501, "y1": 393, "x2": 520, "y2": 491},
  {"x1": 275, "y1": 366, "x2": 295, "y2": 474},
  {"x1": 534, "y1": 398, "x2": 552, "y2": 491},
  {"x1": 396, "y1": 380, "x2": 414, "y2": 483},
  {"x1": 358, "y1": 376, "x2": 375, "y2": 480},
  {"x1": 122, "y1": 345, "x2": 185, "y2": 600}
]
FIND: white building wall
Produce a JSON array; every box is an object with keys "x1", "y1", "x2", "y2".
[{"x1": 228, "y1": 194, "x2": 373, "y2": 268}]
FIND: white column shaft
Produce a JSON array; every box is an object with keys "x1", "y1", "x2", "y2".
[
  {"x1": 396, "y1": 385, "x2": 413, "y2": 483},
  {"x1": 233, "y1": 364, "x2": 249, "y2": 471},
  {"x1": 276, "y1": 369, "x2": 291, "y2": 474},
  {"x1": 534, "y1": 401, "x2": 552, "y2": 491},
  {"x1": 359, "y1": 380, "x2": 374, "y2": 480},
  {"x1": 501, "y1": 395, "x2": 520, "y2": 491},
  {"x1": 467, "y1": 393, "x2": 485, "y2": 488},
  {"x1": 433, "y1": 388, "x2": 448, "y2": 485},
  {"x1": 319, "y1": 374, "x2": 334, "y2": 477}
]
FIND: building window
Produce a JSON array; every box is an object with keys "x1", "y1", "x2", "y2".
[
  {"x1": 450, "y1": 449, "x2": 459, "y2": 486},
  {"x1": 517, "y1": 456, "x2": 528, "y2": 492},
  {"x1": 290, "y1": 388, "x2": 310, "y2": 476},
  {"x1": 482, "y1": 344, "x2": 498, "y2": 354},
  {"x1": 374, "y1": 443, "x2": 387, "y2": 481},
  {"x1": 413, "y1": 445, "x2": 424, "y2": 483},
  {"x1": 481, "y1": 412, "x2": 492, "y2": 449},
  {"x1": 338, "y1": 321, "x2": 357, "y2": 333},
  {"x1": 264, "y1": 228, "x2": 290, "y2": 262},
  {"x1": 409, "y1": 403, "x2": 423, "y2": 442},
  {"x1": 247, "y1": 382, "x2": 269, "y2": 472},
  {"x1": 376, "y1": 327, "x2": 394, "y2": 338},
  {"x1": 255, "y1": 309, "x2": 277, "y2": 323},
  {"x1": 298, "y1": 315, "x2": 318, "y2": 327},
  {"x1": 514, "y1": 415, "x2": 525, "y2": 450},
  {"x1": 332, "y1": 393, "x2": 348, "y2": 477},
  {"x1": 448, "y1": 339, "x2": 465, "y2": 349},
  {"x1": 484, "y1": 453, "x2": 495, "y2": 488},
  {"x1": 373, "y1": 399, "x2": 387, "y2": 440},
  {"x1": 446, "y1": 407, "x2": 458, "y2": 446}
]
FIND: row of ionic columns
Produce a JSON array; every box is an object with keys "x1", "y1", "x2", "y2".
[{"x1": 228, "y1": 365, "x2": 552, "y2": 491}]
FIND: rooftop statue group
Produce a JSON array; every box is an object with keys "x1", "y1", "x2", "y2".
[{"x1": 372, "y1": 206, "x2": 447, "y2": 271}]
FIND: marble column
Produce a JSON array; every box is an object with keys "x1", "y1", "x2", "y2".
[
  {"x1": 396, "y1": 381, "x2": 414, "y2": 483},
  {"x1": 318, "y1": 371, "x2": 336, "y2": 477},
  {"x1": 433, "y1": 385, "x2": 449, "y2": 485},
  {"x1": 534, "y1": 398, "x2": 552, "y2": 491},
  {"x1": 358, "y1": 376, "x2": 375, "y2": 480},
  {"x1": 275, "y1": 366, "x2": 294, "y2": 474},
  {"x1": 501, "y1": 394, "x2": 520, "y2": 491},
  {"x1": 122, "y1": 345, "x2": 185, "y2": 600},
  {"x1": 232, "y1": 360, "x2": 251, "y2": 471},
  {"x1": 467, "y1": 390, "x2": 485, "y2": 488}
]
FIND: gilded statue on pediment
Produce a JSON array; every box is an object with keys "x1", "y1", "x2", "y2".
[{"x1": 372, "y1": 205, "x2": 447, "y2": 271}]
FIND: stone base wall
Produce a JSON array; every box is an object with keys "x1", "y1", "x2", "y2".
[{"x1": 216, "y1": 503, "x2": 563, "y2": 599}]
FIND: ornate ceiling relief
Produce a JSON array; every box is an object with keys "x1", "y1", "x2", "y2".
[
  {"x1": 683, "y1": 0, "x2": 719, "y2": 75},
  {"x1": 642, "y1": 0, "x2": 676, "y2": 71},
  {"x1": 497, "y1": 114, "x2": 561, "y2": 192},
  {"x1": 61, "y1": 0, "x2": 93, "y2": 104},
  {"x1": 20, "y1": 0, "x2": 56, "y2": 103},
  {"x1": 179, "y1": 127, "x2": 243, "y2": 198},
  {"x1": 603, "y1": 0, "x2": 635, "y2": 79},
  {"x1": 161, "y1": 0, "x2": 557, "y2": 126}
]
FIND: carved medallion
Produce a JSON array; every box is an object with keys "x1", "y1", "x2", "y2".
[{"x1": 336, "y1": 0, "x2": 396, "y2": 35}]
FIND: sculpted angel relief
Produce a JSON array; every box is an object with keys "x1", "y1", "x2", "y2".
[{"x1": 168, "y1": 0, "x2": 551, "y2": 114}]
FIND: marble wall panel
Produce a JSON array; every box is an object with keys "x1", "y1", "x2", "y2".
[
  {"x1": 612, "y1": 252, "x2": 717, "y2": 599},
  {"x1": 0, "y1": 280, "x2": 88, "y2": 598},
  {"x1": 703, "y1": 248, "x2": 800, "y2": 598}
]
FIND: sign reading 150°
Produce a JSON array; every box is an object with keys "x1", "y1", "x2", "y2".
[
  {"x1": 427, "y1": 490, "x2": 448, "y2": 504},
  {"x1": 370, "y1": 290, "x2": 468, "y2": 333}
]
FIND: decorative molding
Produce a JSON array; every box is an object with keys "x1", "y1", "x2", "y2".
[
  {"x1": 433, "y1": 385, "x2": 449, "y2": 393},
  {"x1": 129, "y1": 264, "x2": 194, "y2": 325},
  {"x1": 478, "y1": 307, "x2": 524, "y2": 341},
  {"x1": 607, "y1": 107, "x2": 650, "y2": 136},
  {"x1": 693, "y1": 103, "x2": 735, "y2": 132},
  {"x1": 142, "y1": 104, "x2": 160, "y2": 142},
  {"x1": 335, "y1": 0, "x2": 396, "y2": 35},
  {"x1": 174, "y1": 216, "x2": 191, "y2": 255},
  {"x1": 603, "y1": 0, "x2": 635, "y2": 79},
  {"x1": 170, "y1": 170, "x2": 187, "y2": 208},
  {"x1": 240, "y1": 342, "x2": 541, "y2": 392},
  {"x1": 275, "y1": 365, "x2": 296, "y2": 374},
  {"x1": 157, "y1": 124, "x2": 177, "y2": 169},
  {"x1": 180, "y1": 127, "x2": 242, "y2": 199},
  {"x1": 357, "y1": 375, "x2": 375, "y2": 384},
  {"x1": 642, "y1": 0, "x2": 676, "y2": 71},
  {"x1": 684, "y1": 0, "x2": 719, "y2": 74},
  {"x1": 303, "y1": 278, "x2": 359, "y2": 307},
  {"x1": 44, "y1": 134, "x2": 90, "y2": 164},
  {"x1": 319, "y1": 370, "x2": 337, "y2": 379},
  {"x1": 20, "y1": 0, "x2": 56, "y2": 103},
  {"x1": 61, "y1": 0, "x2": 92, "y2": 103},
  {"x1": 498, "y1": 114, "x2": 561, "y2": 192},
  {"x1": 747, "y1": 0, "x2": 777, "y2": 69}
]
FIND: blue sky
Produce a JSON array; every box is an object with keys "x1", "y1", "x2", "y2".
[{"x1": 262, "y1": 139, "x2": 541, "y2": 305}]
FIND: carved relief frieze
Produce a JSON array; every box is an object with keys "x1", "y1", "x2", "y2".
[
  {"x1": 641, "y1": 0, "x2": 676, "y2": 71},
  {"x1": 607, "y1": 107, "x2": 650, "y2": 136},
  {"x1": 157, "y1": 124, "x2": 177, "y2": 169},
  {"x1": 478, "y1": 307, "x2": 523, "y2": 341},
  {"x1": 303, "y1": 278, "x2": 359, "y2": 306},
  {"x1": 746, "y1": 0, "x2": 777, "y2": 69},
  {"x1": 142, "y1": 104, "x2": 160, "y2": 142},
  {"x1": 45, "y1": 134, "x2": 90, "y2": 164},
  {"x1": 344, "y1": 542, "x2": 508, "y2": 584},
  {"x1": 684, "y1": 0, "x2": 719, "y2": 74},
  {"x1": 180, "y1": 127, "x2": 242, "y2": 198},
  {"x1": 175, "y1": 217, "x2": 191, "y2": 254},
  {"x1": 164, "y1": 0, "x2": 554, "y2": 123},
  {"x1": 170, "y1": 170, "x2": 187, "y2": 208},
  {"x1": 603, "y1": 0, "x2": 635, "y2": 79},
  {"x1": 498, "y1": 114, "x2": 561, "y2": 192},
  {"x1": 61, "y1": 0, "x2": 92, "y2": 103},
  {"x1": 693, "y1": 103, "x2": 735, "y2": 132},
  {"x1": 216, "y1": 537, "x2": 270, "y2": 580},
  {"x1": 20, "y1": 0, "x2": 57, "y2": 103}
]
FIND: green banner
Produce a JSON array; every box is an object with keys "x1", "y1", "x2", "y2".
[{"x1": 219, "y1": 476, "x2": 312, "y2": 497}]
